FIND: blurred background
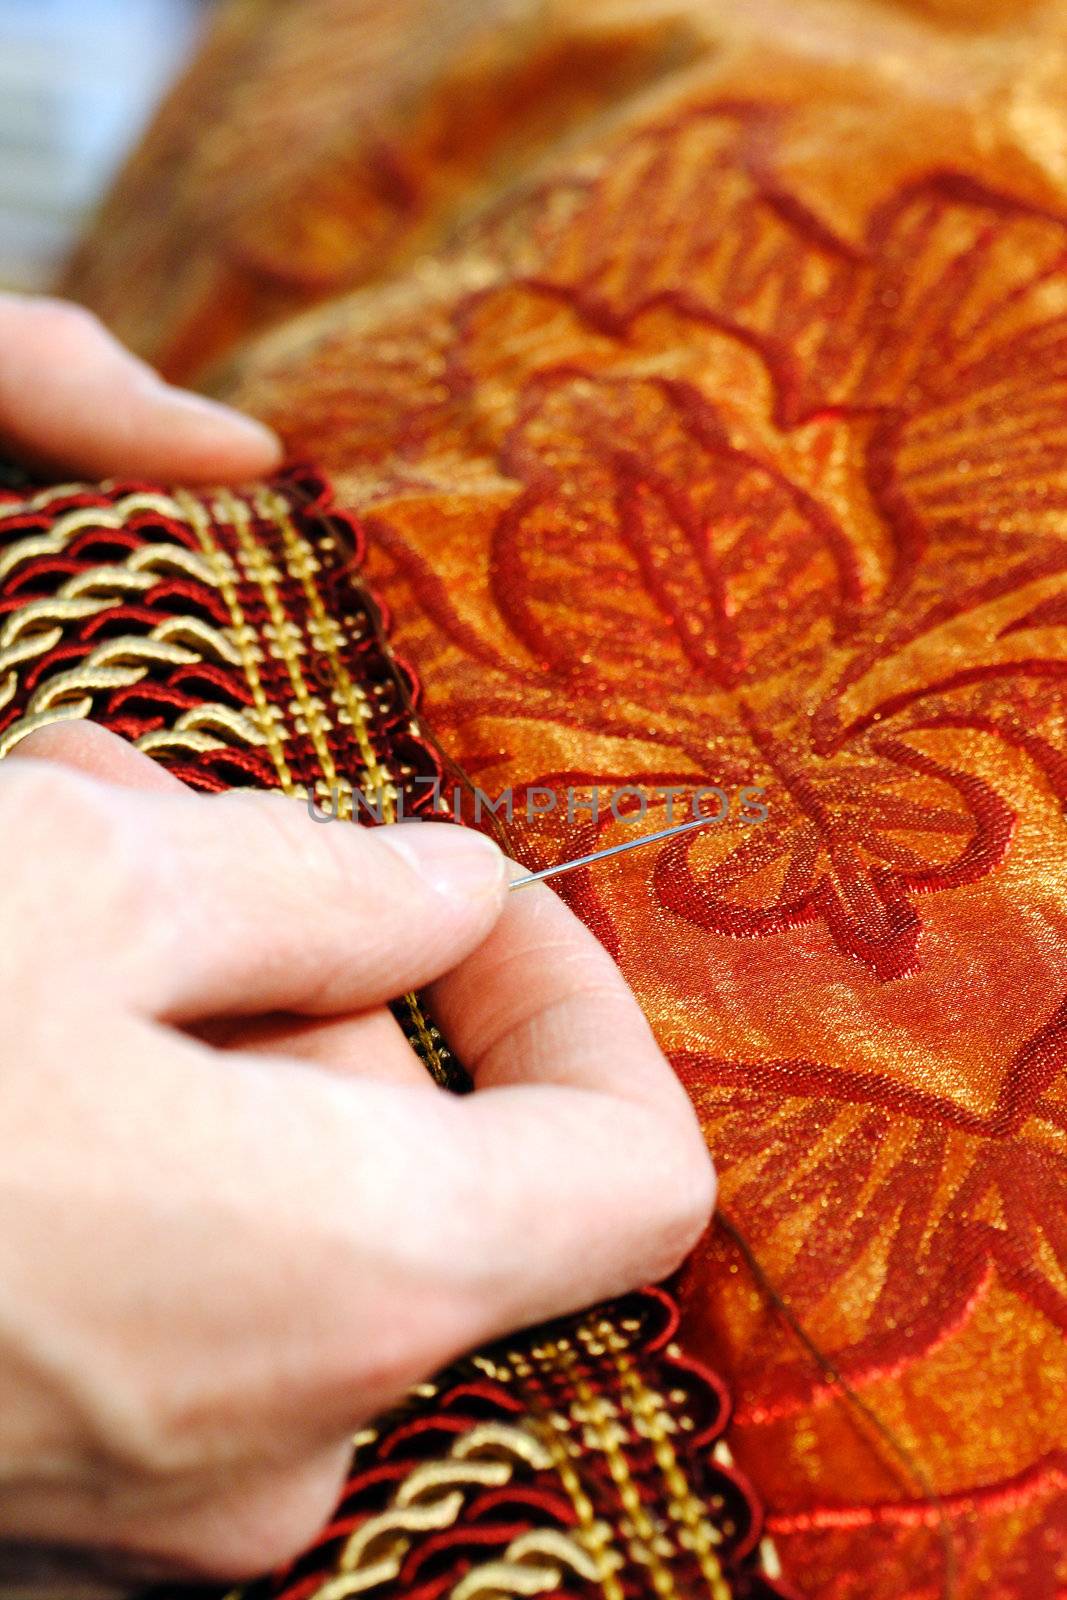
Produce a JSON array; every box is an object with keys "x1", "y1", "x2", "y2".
[{"x1": 0, "y1": 0, "x2": 212, "y2": 291}]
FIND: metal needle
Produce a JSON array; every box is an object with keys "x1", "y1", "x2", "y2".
[{"x1": 508, "y1": 810, "x2": 726, "y2": 889}]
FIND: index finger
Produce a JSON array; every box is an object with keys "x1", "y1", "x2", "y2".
[{"x1": 0, "y1": 295, "x2": 282, "y2": 482}]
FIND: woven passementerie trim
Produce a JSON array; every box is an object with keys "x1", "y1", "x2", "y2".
[
  {"x1": 0, "y1": 470, "x2": 400, "y2": 790},
  {"x1": 213, "y1": 1290, "x2": 792, "y2": 1600},
  {"x1": 0, "y1": 468, "x2": 791, "y2": 1598}
]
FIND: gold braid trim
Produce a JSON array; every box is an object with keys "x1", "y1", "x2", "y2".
[
  {"x1": 0, "y1": 491, "x2": 187, "y2": 583},
  {"x1": 177, "y1": 487, "x2": 294, "y2": 787},
  {"x1": 298, "y1": 1421, "x2": 568, "y2": 1600},
  {"x1": 492, "y1": 1309, "x2": 746, "y2": 1600},
  {"x1": 256, "y1": 485, "x2": 395, "y2": 816},
  {"x1": 151, "y1": 613, "x2": 244, "y2": 664},
  {"x1": 254, "y1": 484, "x2": 453, "y2": 1085},
  {"x1": 0, "y1": 494, "x2": 278, "y2": 763},
  {"x1": 217, "y1": 488, "x2": 341, "y2": 791},
  {"x1": 585, "y1": 1331, "x2": 733, "y2": 1600}
]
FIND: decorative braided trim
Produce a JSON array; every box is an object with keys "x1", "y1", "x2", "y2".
[{"x1": 226, "y1": 1292, "x2": 792, "y2": 1600}]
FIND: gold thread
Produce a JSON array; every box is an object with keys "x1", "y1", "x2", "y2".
[
  {"x1": 526, "y1": 1334, "x2": 684, "y2": 1600},
  {"x1": 127, "y1": 541, "x2": 217, "y2": 583},
  {"x1": 496, "y1": 1528, "x2": 604, "y2": 1583},
  {"x1": 77, "y1": 636, "x2": 199, "y2": 671},
  {"x1": 315, "y1": 1420, "x2": 555, "y2": 1598},
  {"x1": 306, "y1": 1556, "x2": 413, "y2": 1600},
  {"x1": 175, "y1": 488, "x2": 293, "y2": 789},
  {"x1": 136, "y1": 728, "x2": 228, "y2": 756},
  {"x1": 450, "y1": 1559, "x2": 562, "y2": 1600},
  {"x1": 60, "y1": 563, "x2": 157, "y2": 599},
  {"x1": 505, "y1": 1350, "x2": 627, "y2": 1600},
  {"x1": 152, "y1": 612, "x2": 244, "y2": 665},
  {"x1": 0, "y1": 624, "x2": 65, "y2": 678},
  {"x1": 172, "y1": 702, "x2": 270, "y2": 746},
  {"x1": 600, "y1": 1341, "x2": 732, "y2": 1600},
  {"x1": 258, "y1": 486, "x2": 394, "y2": 812},
  {"x1": 322, "y1": 1564, "x2": 409, "y2": 1599},
  {"x1": 27, "y1": 663, "x2": 147, "y2": 716},
  {"x1": 449, "y1": 1523, "x2": 614, "y2": 1596},
  {"x1": 452, "y1": 1423, "x2": 552, "y2": 1470},
  {"x1": 217, "y1": 488, "x2": 338, "y2": 790},
  {"x1": 0, "y1": 596, "x2": 107, "y2": 649}
]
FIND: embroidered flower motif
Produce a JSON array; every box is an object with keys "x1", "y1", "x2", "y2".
[{"x1": 264, "y1": 109, "x2": 1067, "y2": 983}]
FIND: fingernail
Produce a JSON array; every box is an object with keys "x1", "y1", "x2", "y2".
[
  {"x1": 378, "y1": 822, "x2": 506, "y2": 900},
  {"x1": 158, "y1": 386, "x2": 284, "y2": 460}
]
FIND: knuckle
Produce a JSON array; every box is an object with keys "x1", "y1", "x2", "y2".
[
  {"x1": 0, "y1": 758, "x2": 87, "y2": 844},
  {"x1": 115, "y1": 1448, "x2": 351, "y2": 1581},
  {"x1": 240, "y1": 790, "x2": 391, "y2": 920},
  {"x1": 109, "y1": 1377, "x2": 193, "y2": 1481},
  {"x1": 675, "y1": 1128, "x2": 718, "y2": 1238},
  {"x1": 208, "y1": 1457, "x2": 351, "y2": 1578},
  {"x1": 96, "y1": 1355, "x2": 258, "y2": 1489},
  {"x1": 0, "y1": 759, "x2": 151, "y2": 918},
  {"x1": 55, "y1": 1347, "x2": 200, "y2": 1485},
  {"x1": 10, "y1": 720, "x2": 99, "y2": 769},
  {"x1": 237, "y1": 790, "x2": 315, "y2": 870},
  {"x1": 646, "y1": 1118, "x2": 717, "y2": 1276},
  {"x1": 299, "y1": 801, "x2": 385, "y2": 901}
]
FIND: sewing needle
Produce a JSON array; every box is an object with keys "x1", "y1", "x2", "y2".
[{"x1": 508, "y1": 810, "x2": 726, "y2": 889}]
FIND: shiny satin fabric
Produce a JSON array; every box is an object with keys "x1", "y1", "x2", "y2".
[{"x1": 65, "y1": 2, "x2": 1067, "y2": 1594}]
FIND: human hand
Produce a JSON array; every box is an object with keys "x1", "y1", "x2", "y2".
[
  {"x1": 0, "y1": 294, "x2": 282, "y2": 482},
  {"x1": 0, "y1": 723, "x2": 715, "y2": 1584}
]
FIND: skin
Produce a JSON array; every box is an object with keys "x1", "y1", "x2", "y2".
[{"x1": 0, "y1": 296, "x2": 716, "y2": 1586}]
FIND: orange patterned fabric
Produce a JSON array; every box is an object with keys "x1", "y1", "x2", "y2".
[{"x1": 67, "y1": 3, "x2": 1067, "y2": 1596}]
